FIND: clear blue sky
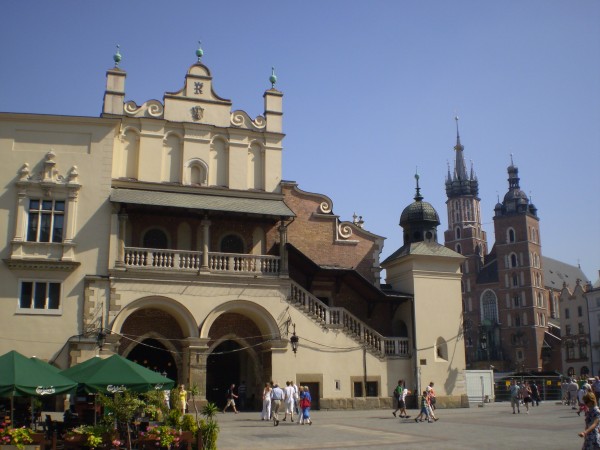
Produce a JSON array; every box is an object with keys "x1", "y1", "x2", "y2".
[{"x1": 1, "y1": 1, "x2": 599, "y2": 282}]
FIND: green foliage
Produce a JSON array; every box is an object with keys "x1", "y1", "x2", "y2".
[
  {"x1": 180, "y1": 414, "x2": 198, "y2": 434},
  {"x1": 0, "y1": 425, "x2": 33, "y2": 449},
  {"x1": 142, "y1": 390, "x2": 167, "y2": 421},
  {"x1": 165, "y1": 407, "x2": 182, "y2": 427},
  {"x1": 142, "y1": 425, "x2": 182, "y2": 448},
  {"x1": 66, "y1": 425, "x2": 110, "y2": 449},
  {"x1": 199, "y1": 402, "x2": 219, "y2": 450},
  {"x1": 99, "y1": 391, "x2": 144, "y2": 425}
]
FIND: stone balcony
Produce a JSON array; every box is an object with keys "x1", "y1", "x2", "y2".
[{"x1": 122, "y1": 246, "x2": 281, "y2": 275}]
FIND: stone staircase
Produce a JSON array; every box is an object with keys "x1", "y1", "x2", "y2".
[{"x1": 287, "y1": 280, "x2": 410, "y2": 359}]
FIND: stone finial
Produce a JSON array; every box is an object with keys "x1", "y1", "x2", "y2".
[{"x1": 113, "y1": 44, "x2": 122, "y2": 67}]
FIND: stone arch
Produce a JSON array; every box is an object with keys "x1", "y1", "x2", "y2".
[
  {"x1": 199, "y1": 300, "x2": 280, "y2": 341},
  {"x1": 110, "y1": 295, "x2": 198, "y2": 339},
  {"x1": 184, "y1": 158, "x2": 209, "y2": 186}
]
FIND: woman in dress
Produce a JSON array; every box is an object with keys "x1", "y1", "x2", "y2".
[
  {"x1": 261, "y1": 382, "x2": 272, "y2": 421},
  {"x1": 521, "y1": 381, "x2": 533, "y2": 414},
  {"x1": 579, "y1": 392, "x2": 600, "y2": 449},
  {"x1": 299, "y1": 386, "x2": 312, "y2": 425}
]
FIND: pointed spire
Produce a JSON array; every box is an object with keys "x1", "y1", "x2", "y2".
[
  {"x1": 195, "y1": 41, "x2": 204, "y2": 62},
  {"x1": 414, "y1": 168, "x2": 423, "y2": 202},
  {"x1": 453, "y1": 116, "x2": 468, "y2": 181},
  {"x1": 446, "y1": 161, "x2": 452, "y2": 182},
  {"x1": 269, "y1": 67, "x2": 277, "y2": 89},
  {"x1": 113, "y1": 44, "x2": 122, "y2": 68}
]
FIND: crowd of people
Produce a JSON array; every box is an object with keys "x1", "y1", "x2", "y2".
[{"x1": 261, "y1": 381, "x2": 312, "y2": 426}]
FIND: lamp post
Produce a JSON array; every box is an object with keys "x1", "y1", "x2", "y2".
[
  {"x1": 290, "y1": 323, "x2": 299, "y2": 355},
  {"x1": 480, "y1": 333, "x2": 488, "y2": 406}
]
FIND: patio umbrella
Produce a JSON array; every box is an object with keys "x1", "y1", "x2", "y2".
[
  {"x1": 0, "y1": 350, "x2": 78, "y2": 423},
  {"x1": 60, "y1": 354, "x2": 174, "y2": 394}
]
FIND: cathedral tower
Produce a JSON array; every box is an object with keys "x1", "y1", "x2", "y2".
[{"x1": 493, "y1": 157, "x2": 545, "y2": 370}]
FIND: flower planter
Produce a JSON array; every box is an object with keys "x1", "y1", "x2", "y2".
[{"x1": 0, "y1": 446, "x2": 40, "y2": 450}]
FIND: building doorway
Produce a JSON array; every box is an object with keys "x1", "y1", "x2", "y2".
[
  {"x1": 206, "y1": 340, "x2": 242, "y2": 407},
  {"x1": 126, "y1": 338, "x2": 178, "y2": 381}
]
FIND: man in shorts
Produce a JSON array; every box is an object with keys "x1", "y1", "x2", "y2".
[{"x1": 223, "y1": 383, "x2": 239, "y2": 414}]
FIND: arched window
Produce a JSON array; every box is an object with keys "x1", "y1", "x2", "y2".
[
  {"x1": 481, "y1": 290, "x2": 499, "y2": 324},
  {"x1": 455, "y1": 227, "x2": 461, "y2": 239},
  {"x1": 510, "y1": 253, "x2": 518, "y2": 268},
  {"x1": 512, "y1": 274, "x2": 519, "y2": 287},
  {"x1": 436, "y1": 337, "x2": 448, "y2": 360},
  {"x1": 220, "y1": 234, "x2": 245, "y2": 254},
  {"x1": 508, "y1": 228, "x2": 516, "y2": 243},
  {"x1": 143, "y1": 228, "x2": 169, "y2": 249},
  {"x1": 456, "y1": 244, "x2": 462, "y2": 254}
]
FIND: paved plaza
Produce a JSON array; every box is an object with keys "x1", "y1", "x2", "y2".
[{"x1": 215, "y1": 401, "x2": 584, "y2": 449}]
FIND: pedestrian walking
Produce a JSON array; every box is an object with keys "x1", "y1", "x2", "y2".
[
  {"x1": 223, "y1": 383, "x2": 239, "y2": 414},
  {"x1": 509, "y1": 379, "x2": 521, "y2": 414},
  {"x1": 283, "y1": 381, "x2": 295, "y2": 422},
  {"x1": 261, "y1": 382, "x2": 272, "y2": 421},
  {"x1": 392, "y1": 379, "x2": 403, "y2": 417},
  {"x1": 299, "y1": 386, "x2": 312, "y2": 425},
  {"x1": 271, "y1": 383, "x2": 284, "y2": 426},
  {"x1": 521, "y1": 381, "x2": 533, "y2": 414},
  {"x1": 415, "y1": 390, "x2": 432, "y2": 423},
  {"x1": 530, "y1": 380, "x2": 540, "y2": 406},
  {"x1": 578, "y1": 392, "x2": 600, "y2": 449}
]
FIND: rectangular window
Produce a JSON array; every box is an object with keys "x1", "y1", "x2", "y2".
[
  {"x1": 565, "y1": 308, "x2": 570, "y2": 319},
  {"x1": 26, "y1": 199, "x2": 65, "y2": 243},
  {"x1": 578, "y1": 306, "x2": 583, "y2": 317},
  {"x1": 579, "y1": 323, "x2": 585, "y2": 334},
  {"x1": 365, "y1": 381, "x2": 378, "y2": 397},
  {"x1": 19, "y1": 281, "x2": 61, "y2": 312},
  {"x1": 565, "y1": 325, "x2": 571, "y2": 336},
  {"x1": 353, "y1": 382, "x2": 363, "y2": 397}
]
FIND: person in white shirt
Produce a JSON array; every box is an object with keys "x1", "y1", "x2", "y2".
[{"x1": 283, "y1": 381, "x2": 295, "y2": 422}]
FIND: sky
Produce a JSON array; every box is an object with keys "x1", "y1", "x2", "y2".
[{"x1": 1, "y1": 1, "x2": 599, "y2": 282}]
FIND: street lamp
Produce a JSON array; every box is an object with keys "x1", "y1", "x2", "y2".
[{"x1": 290, "y1": 323, "x2": 299, "y2": 355}]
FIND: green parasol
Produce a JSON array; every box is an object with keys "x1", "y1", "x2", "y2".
[{"x1": 60, "y1": 354, "x2": 174, "y2": 394}]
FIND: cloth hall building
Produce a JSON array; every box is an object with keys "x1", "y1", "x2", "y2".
[{"x1": 0, "y1": 49, "x2": 468, "y2": 409}]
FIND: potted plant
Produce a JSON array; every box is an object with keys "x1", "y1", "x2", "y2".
[
  {"x1": 198, "y1": 402, "x2": 219, "y2": 450},
  {"x1": 139, "y1": 425, "x2": 181, "y2": 449},
  {"x1": 0, "y1": 424, "x2": 34, "y2": 450},
  {"x1": 64, "y1": 425, "x2": 106, "y2": 449},
  {"x1": 99, "y1": 392, "x2": 144, "y2": 450}
]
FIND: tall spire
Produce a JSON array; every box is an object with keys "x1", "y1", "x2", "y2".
[
  {"x1": 453, "y1": 116, "x2": 468, "y2": 181},
  {"x1": 445, "y1": 116, "x2": 479, "y2": 198},
  {"x1": 414, "y1": 169, "x2": 423, "y2": 201}
]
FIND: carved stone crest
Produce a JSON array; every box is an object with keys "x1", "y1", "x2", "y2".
[{"x1": 191, "y1": 106, "x2": 204, "y2": 121}]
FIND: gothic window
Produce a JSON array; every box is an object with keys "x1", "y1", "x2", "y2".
[
  {"x1": 143, "y1": 229, "x2": 169, "y2": 249},
  {"x1": 515, "y1": 315, "x2": 521, "y2": 327},
  {"x1": 513, "y1": 294, "x2": 521, "y2": 307},
  {"x1": 508, "y1": 228, "x2": 516, "y2": 243},
  {"x1": 456, "y1": 244, "x2": 462, "y2": 254},
  {"x1": 220, "y1": 234, "x2": 245, "y2": 254},
  {"x1": 27, "y1": 199, "x2": 65, "y2": 243},
  {"x1": 512, "y1": 274, "x2": 519, "y2": 287},
  {"x1": 510, "y1": 253, "x2": 518, "y2": 268},
  {"x1": 481, "y1": 290, "x2": 499, "y2": 324},
  {"x1": 455, "y1": 227, "x2": 461, "y2": 239}
]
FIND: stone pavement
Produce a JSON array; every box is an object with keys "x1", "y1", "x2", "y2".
[{"x1": 214, "y1": 401, "x2": 584, "y2": 449}]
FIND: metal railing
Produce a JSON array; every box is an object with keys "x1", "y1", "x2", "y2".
[{"x1": 288, "y1": 281, "x2": 409, "y2": 358}]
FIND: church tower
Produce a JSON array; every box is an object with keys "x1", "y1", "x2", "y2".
[{"x1": 493, "y1": 157, "x2": 545, "y2": 371}]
